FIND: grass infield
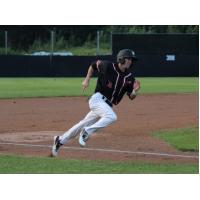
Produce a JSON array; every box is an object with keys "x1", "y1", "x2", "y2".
[
  {"x1": 153, "y1": 127, "x2": 199, "y2": 152},
  {"x1": 0, "y1": 77, "x2": 198, "y2": 99},
  {"x1": 0, "y1": 154, "x2": 198, "y2": 174}
]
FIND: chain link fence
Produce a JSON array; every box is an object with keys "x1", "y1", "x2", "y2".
[{"x1": 0, "y1": 29, "x2": 112, "y2": 56}]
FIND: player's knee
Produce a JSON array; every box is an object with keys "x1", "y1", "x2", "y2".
[{"x1": 110, "y1": 113, "x2": 117, "y2": 122}]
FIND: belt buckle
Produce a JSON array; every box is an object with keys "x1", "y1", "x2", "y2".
[{"x1": 102, "y1": 95, "x2": 106, "y2": 101}]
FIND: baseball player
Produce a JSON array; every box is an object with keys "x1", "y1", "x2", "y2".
[{"x1": 51, "y1": 49, "x2": 141, "y2": 157}]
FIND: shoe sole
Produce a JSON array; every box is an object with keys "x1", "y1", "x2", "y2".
[{"x1": 51, "y1": 136, "x2": 59, "y2": 157}]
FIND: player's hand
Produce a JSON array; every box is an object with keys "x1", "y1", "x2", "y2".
[
  {"x1": 129, "y1": 90, "x2": 136, "y2": 100},
  {"x1": 134, "y1": 80, "x2": 141, "y2": 92},
  {"x1": 82, "y1": 79, "x2": 89, "y2": 92}
]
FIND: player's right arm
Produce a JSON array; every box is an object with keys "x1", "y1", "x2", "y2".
[
  {"x1": 82, "y1": 60, "x2": 107, "y2": 92},
  {"x1": 82, "y1": 65, "x2": 94, "y2": 92},
  {"x1": 82, "y1": 60, "x2": 104, "y2": 92}
]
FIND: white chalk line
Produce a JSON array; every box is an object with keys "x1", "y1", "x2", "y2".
[{"x1": 0, "y1": 142, "x2": 198, "y2": 159}]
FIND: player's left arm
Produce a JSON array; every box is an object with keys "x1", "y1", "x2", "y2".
[{"x1": 128, "y1": 79, "x2": 141, "y2": 100}]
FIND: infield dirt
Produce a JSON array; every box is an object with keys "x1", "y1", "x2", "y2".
[{"x1": 0, "y1": 94, "x2": 198, "y2": 164}]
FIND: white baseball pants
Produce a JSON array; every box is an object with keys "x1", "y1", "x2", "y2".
[{"x1": 59, "y1": 92, "x2": 117, "y2": 144}]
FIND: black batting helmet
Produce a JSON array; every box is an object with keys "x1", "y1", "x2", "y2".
[{"x1": 117, "y1": 49, "x2": 138, "y2": 64}]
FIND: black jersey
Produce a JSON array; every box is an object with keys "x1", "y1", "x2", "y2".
[{"x1": 91, "y1": 60, "x2": 135, "y2": 105}]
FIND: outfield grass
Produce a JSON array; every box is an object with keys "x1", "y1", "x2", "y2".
[
  {"x1": 153, "y1": 127, "x2": 199, "y2": 152},
  {"x1": 0, "y1": 154, "x2": 198, "y2": 174},
  {"x1": 139, "y1": 77, "x2": 198, "y2": 94},
  {"x1": 0, "y1": 78, "x2": 93, "y2": 98},
  {"x1": 0, "y1": 77, "x2": 198, "y2": 99}
]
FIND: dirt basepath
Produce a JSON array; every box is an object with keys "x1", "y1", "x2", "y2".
[{"x1": 0, "y1": 94, "x2": 198, "y2": 164}]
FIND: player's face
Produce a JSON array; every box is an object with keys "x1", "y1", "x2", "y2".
[{"x1": 124, "y1": 57, "x2": 133, "y2": 68}]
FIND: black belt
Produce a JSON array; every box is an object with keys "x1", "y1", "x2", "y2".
[{"x1": 102, "y1": 96, "x2": 113, "y2": 107}]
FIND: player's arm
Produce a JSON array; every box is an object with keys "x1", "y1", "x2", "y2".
[
  {"x1": 82, "y1": 60, "x2": 105, "y2": 91},
  {"x1": 129, "y1": 80, "x2": 141, "y2": 100},
  {"x1": 82, "y1": 65, "x2": 94, "y2": 91}
]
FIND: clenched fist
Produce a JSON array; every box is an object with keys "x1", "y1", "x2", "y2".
[{"x1": 134, "y1": 80, "x2": 141, "y2": 92}]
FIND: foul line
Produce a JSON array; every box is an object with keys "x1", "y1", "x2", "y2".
[{"x1": 0, "y1": 142, "x2": 198, "y2": 159}]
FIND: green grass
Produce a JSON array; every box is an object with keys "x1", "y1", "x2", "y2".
[
  {"x1": 138, "y1": 77, "x2": 199, "y2": 94},
  {"x1": 0, "y1": 44, "x2": 111, "y2": 56},
  {"x1": 0, "y1": 78, "x2": 96, "y2": 98},
  {"x1": 0, "y1": 154, "x2": 198, "y2": 174},
  {"x1": 68, "y1": 46, "x2": 111, "y2": 55},
  {"x1": 0, "y1": 127, "x2": 198, "y2": 174},
  {"x1": 0, "y1": 77, "x2": 198, "y2": 99},
  {"x1": 153, "y1": 127, "x2": 199, "y2": 152}
]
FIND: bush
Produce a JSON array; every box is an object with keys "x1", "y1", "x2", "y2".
[{"x1": 0, "y1": 47, "x2": 20, "y2": 55}]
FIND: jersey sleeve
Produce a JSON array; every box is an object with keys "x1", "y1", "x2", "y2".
[{"x1": 91, "y1": 60, "x2": 110, "y2": 74}]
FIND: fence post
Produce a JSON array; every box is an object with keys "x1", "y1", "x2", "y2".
[
  {"x1": 96, "y1": 30, "x2": 100, "y2": 55},
  {"x1": 50, "y1": 30, "x2": 54, "y2": 64},
  {"x1": 5, "y1": 30, "x2": 8, "y2": 55},
  {"x1": 51, "y1": 30, "x2": 54, "y2": 54}
]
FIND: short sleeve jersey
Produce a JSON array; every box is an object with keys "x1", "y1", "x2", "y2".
[{"x1": 91, "y1": 60, "x2": 135, "y2": 105}]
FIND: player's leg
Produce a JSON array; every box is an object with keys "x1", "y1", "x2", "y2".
[
  {"x1": 59, "y1": 110, "x2": 99, "y2": 144},
  {"x1": 85, "y1": 103, "x2": 117, "y2": 134},
  {"x1": 51, "y1": 110, "x2": 99, "y2": 156},
  {"x1": 79, "y1": 93, "x2": 117, "y2": 146}
]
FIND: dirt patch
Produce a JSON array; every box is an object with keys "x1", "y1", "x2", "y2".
[{"x1": 0, "y1": 94, "x2": 198, "y2": 164}]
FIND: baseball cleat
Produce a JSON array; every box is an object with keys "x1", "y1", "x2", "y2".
[
  {"x1": 79, "y1": 130, "x2": 89, "y2": 147},
  {"x1": 51, "y1": 136, "x2": 62, "y2": 157}
]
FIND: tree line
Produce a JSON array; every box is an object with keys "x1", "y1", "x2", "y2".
[{"x1": 0, "y1": 25, "x2": 198, "y2": 51}]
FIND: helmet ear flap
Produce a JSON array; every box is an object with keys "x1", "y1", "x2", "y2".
[{"x1": 119, "y1": 57, "x2": 125, "y2": 64}]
